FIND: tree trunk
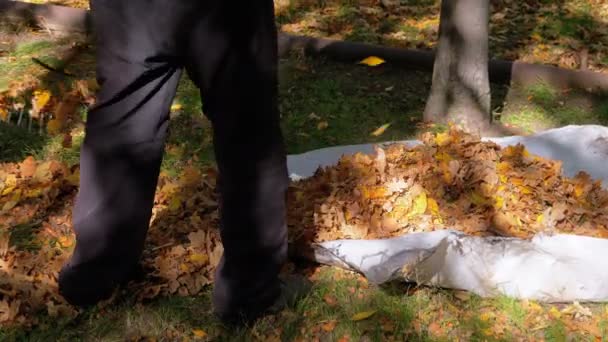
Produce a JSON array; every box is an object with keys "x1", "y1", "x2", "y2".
[{"x1": 424, "y1": 0, "x2": 491, "y2": 133}]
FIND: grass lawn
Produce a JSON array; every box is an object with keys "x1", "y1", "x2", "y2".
[{"x1": 1, "y1": 3, "x2": 608, "y2": 341}]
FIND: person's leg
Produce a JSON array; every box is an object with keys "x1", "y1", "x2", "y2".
[
  {"x1": 184, "y1": 1, "x2": 289, "y2": 323},
  {"x1": 58, "y1": 0, "x2": 187, "y2": 306}
]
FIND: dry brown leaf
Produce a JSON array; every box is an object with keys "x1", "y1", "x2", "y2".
[
  {"x1": 321, "y1": 320, "x2": 337, "y2": 332},
  {"x1": 323, "y1": 294, "x2": 338, "y2": 307},
  {"x1": 20, "y1": 156, "x2": 37, "y2": 178}
]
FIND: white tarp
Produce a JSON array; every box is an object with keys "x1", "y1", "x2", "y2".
[{"x1": 287, "y1": 125, "x2": 608, "y2": 302}]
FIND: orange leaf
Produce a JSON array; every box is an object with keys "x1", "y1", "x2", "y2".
[
  {"x1": 192, "y1": 329, "x2": 207, "y2": 339},
  {"x1": 321, "y1": 320, "x2": 337, "y2": 332},
  {"x1": 323, "y1": 294, "x2": 338, "y2": 307},
  {"x1": 20, "y1": 156, "x2": 37, "y2": 178}
]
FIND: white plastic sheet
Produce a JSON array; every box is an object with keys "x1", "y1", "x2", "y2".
[{"x1": 287, "y1": 125, "x2": 608, "y2": 302}]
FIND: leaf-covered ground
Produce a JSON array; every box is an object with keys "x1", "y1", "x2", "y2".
[
  {"x1": 18, "y1": 0, "x2": 608, "y2": 73},
  {"x1": 2, "y1": 8, "x2": 608, "y2": 341},
  {"x1": 275, "y1": 0, "x2": 608, "y2": 73}
]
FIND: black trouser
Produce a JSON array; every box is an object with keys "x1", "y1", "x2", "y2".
[{"x1": 58, "y1": 0, "x2": 289, "y2": 321}]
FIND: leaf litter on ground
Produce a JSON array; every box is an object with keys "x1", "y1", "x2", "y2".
[{"x1": 2, "y1": 125, "x2": 608, "y2": 328}]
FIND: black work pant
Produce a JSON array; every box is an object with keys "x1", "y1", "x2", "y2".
[{"x1": 58, "y1": 0, "x2": 289, "y2": 321}]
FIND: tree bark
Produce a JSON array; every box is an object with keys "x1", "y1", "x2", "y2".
[{"x1": 424, "y1": 0, "x2": 491, "y2": 133}]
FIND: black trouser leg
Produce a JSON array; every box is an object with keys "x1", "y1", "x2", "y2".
[
  {"x1": 59, "y1": 0, "x2": 288, "y2": 316},
  {"x1": 58, "y1": 0, "x2": 185, "y2": 306},
  {"x1": 184, "y1": 2, "x2": 288, "y2": 321}
]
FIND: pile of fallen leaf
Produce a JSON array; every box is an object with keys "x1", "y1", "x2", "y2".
[{"x1": 287, "y1": 126, "x2": 608, "y2": 247}]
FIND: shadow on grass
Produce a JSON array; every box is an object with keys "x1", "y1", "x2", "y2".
[{"x1": 0, "y1": 20, "x2": 96, "y2": 163}]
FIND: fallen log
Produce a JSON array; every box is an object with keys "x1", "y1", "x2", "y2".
[{"x1": 2, "y1": 0, "x2": 608, "y2": 93}]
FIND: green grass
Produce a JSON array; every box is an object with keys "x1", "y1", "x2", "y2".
[
  {"x1": 494, "y1": 296, "x2": 526, "y2": 329},
  {"x1": 0, "y1": 122, "x2": 48, "y2": 162},
  {"x1": 527, "y1": 82, "x2": 558, "y2": 107},
  {"x1": 8, "y1": 221, "x2": 42, "y2": 252},
  {"x1": 544, "y1": 320, "x2": 568, "y2": 342}
]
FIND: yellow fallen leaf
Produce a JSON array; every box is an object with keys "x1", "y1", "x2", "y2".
[
  {"x1": 408, "y1": 192, "x2": 427, "y2": 218},
  {"x1": 497, "y1": 162, "x2": 511, "y2": 173},
  {"x1": 317, "y1": 121, "x2": 329, "y2": 130},
  {"x1": 494, "y1": 196, "x2": 504, "y2": 209},
  {"x1": 24, "y1": 188, "x2": 43, "y2": 198},
  {"x1": 519, "y1": 185, "x2": 533, "y2": 194},
  {"x1": 479, "y1": 312, "x2": 494, "y2": 321},
  {"x1": 351, "y1": 310, "x2": 376, "y2": 321},
  {"x1": 435, "y1": 132, "x2": 451, "y2": 146},
  {"x1": 435, "y1": 152, "x2": 452, "y2": 162},
  {"x1": 180, "y1": 263, "x2": 189, "y2": 273},
  {"x1": 58, "y1": 235, "x2": 73, "y2": 248},
  {"x1": 574, "y1": 183, "x2": 585, "y2": 198},
  {"x1": 427, "y1": 197, "x2": 439, "y2": 215},
  {"x1": 470, "y1": 192, "x2": 488, "y2": 206},
  {"x1": 371, "y1": 123, "x2": 391, "y2": 137},
  {"x1": 192, "y1": 329, "x2": 207, "y2": 338},
  {"x1": 527, "y1": 301, "x2": 543, "y2": 313},
  {"x1": 31, "y1": 90, "x2": 51, "y2": 118},
  {"x1": 189, "y1": 253, "x2": 209, "y2": 265},
  {"x1": 549, "y1": 306, "x2": 561, "y2": 319},
  {"x1": 170, "y1": 103, "x2": 183, "y2": 112},
  {"x1": 1, "y1": 174, "x2": 17, "y2": 196},
  {"x1": 0, "y1": 108, "x2": 7, "y2": 121},
  {"x1": 359, "y1": 56, "x2": 385, "y2": 67}
]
